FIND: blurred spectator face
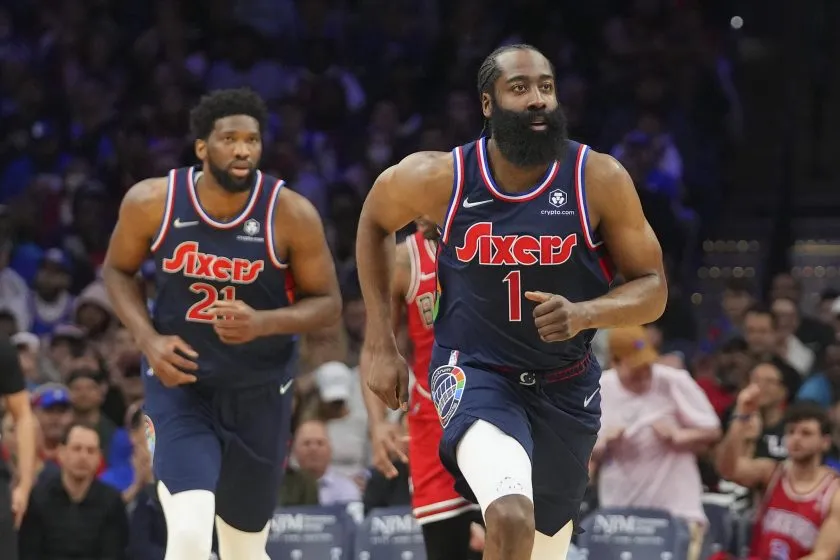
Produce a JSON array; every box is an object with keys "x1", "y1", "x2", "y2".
[
  {"x1": 119, "y1": 364, "x2": 144, "y2": 406},
  {"x1": 771, "y1": 298, "x2": 799, "y2": 339},
  {"x1": 197, "y1": 115, "x2": 263, "y2": 194},
  {"x1": 749, "y1": 363, "x2": 787, "y2": 410},
  {"x1": 68, "y1": 374, "x2": 104, "y2": 413},
  {"x1": 770, "y1": 273, "x2": 800, "y2": 303},
  {"x1": 744, "y1": 310, "x2": 776, "y2": 356},
  {"x1": 59, "y1": 425, "x2": 101, "y2": 481},
  {"x1": 817, "y1": 293, "x2": 839, "y2": 326},
  {"x1": 484, "y1": 49, "x2": 567, "y2": 167},
  {"x1": 111, "y1": 327, "x2": 138, "y2": 359},
  {"x1": 36, "y1": 402, "x2": 73, "y2": 447},
  {"x1": 784, "y1": 419, "x2": 829, "y2": 464},
  {"x1": 293, "y1": 420, "x2": 331, "y2": 478},
  {"x1": 75, "y1": 302, "x2": 110, "y2": 335},
  {"x1": 34, "y1": 259, "x2": 72, "y2": 300},
  {"x1": 717, "y1": 343, "x2": 753, "y2": 389}
]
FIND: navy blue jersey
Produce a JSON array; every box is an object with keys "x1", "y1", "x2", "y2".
[
  {"x1": 150, "y1": 166, "x2": 296, "y2": 387},
  {"x1": 434, "y1": 137, "x2": 614, "y2": 372}
]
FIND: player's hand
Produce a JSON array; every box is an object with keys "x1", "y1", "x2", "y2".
[
  {"x1": 369, "y1": 422, "x2": 409, "y2": 479},
  {"x1": 735, "y1": 383, "x2": 761, "y2": 416},
  {"x1": 651, "y1": 420, "x2": 678, "y2": 445},
  {"x1": 524, "y1": 291, "x2": 588, "y2": 342},
  {"x1": 361, "y1": 340, "x2": 410, "y2": 411},
  {"x1": 11, "y1": 484, "x2": 30, "y2": 528},
  {"x1": 208, "y1": 300, "x2": 267, "y2": 344},
  {"x1": 142, "y1": 334, "x2": 198, "y2": 387}
]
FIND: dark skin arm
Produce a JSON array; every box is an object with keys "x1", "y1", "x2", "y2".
[
  {"x1": 362, "y1": 241, "x2": 412, "y2": 477},
  {"x1": 103, "y1": 179, "x2": 199, "y2": 387},
  {"x1": 209, "y1": 189, "x2": 341, "y2": 338},
  {"x1": 357, "y1": 152, "x2": 453, "y2": 410},
  {"x1": 526, "y1": 151, "x2": 668, "y2": 340}
]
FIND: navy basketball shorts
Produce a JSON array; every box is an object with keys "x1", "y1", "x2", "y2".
[
  {"x1": 429, "y1": 344, "x2": 601, "y2": 536},
  {"x1": 142, "y1": 367, "x2": 294, "y2": 532}
]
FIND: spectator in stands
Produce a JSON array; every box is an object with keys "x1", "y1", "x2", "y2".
[
  {"x1": 706, "y1": 278, "x2": 755, "y2": 346},
  {"x1": 0, "y1": 237, "x2": 31, "y2": 332},
  {"x1": 593, "y1": 327, "x2": 721, "y2": 560},
  {"x1": 743, "y1": 303, "x2": 802, "y2": 389},
  {"x1": 31, "y1": 383, "x2": 73, "y2": 468},
  {"x1": 100, "y1": 402, "x2": 152, "y2": 503},
  {"x1": 772, "y1": 297, "x2": 816, "y2": 376},
  {"x1": 796, "y1": 342, "x2": 840, "y2": 408},
  {"x1": 315, "y1": 360, "x2": 369, "y2": 482},
  {"x1": 73, "y1": 281, "x2": 116, "y2": 349},
  {"x1": 29, "y1": 249, "x2": 75, "y2": 337},
  {"x1": 697, "y1": 337, "x2": 753, "y2": 418},
  {"x1": 66, "y1": 368, "x2": 117, "y2": 464},
  {"x1": 19, "y1": 423, "x2": 129, "y2": 559},
  {"x1": 10, "y1": 331, "x2": 51, "y2": 388},
  {"x1": 362, "y1": 412, "x2": 410, "y2": 515},
  {"x1": 734, "y1": 362, "x2": 791, "y2": 461},
  {"x1": 717, "y1": 392, "x2": 840, "y2": 559},
  {"x1": 770, "y1": 272, "x2": 835, "y2": 360},
  {"x1": 292, "y1": 419, "x2": 361, "y2": 505}
]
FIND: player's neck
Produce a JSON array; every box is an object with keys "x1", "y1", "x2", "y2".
[
  {"x1": 195, "y1": 170, "x2": 253, "y2": 222},
  {"x1": 486, "y1": 137, "x2": 552, "y2": 193},
  {"x1": 61, "y1": 471, "x2": 94, "y2": 502}
]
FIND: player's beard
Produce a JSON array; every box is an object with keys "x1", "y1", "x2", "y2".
[
  {"x1": 488, "y1": 98, "x2": 568, "y2": 167},
  {"x1": 208, "y1": 159, "x2": 257, "y2": 193}
]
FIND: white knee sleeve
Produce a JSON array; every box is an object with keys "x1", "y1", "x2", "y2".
[
  {"x1": 531, "y1": 522, "x2": 574, "y2": 560},
  {"x1": 158, "y1": 483, "x2": 216, "y2": 560},
  {"x1": 455, "y1": 419, "x2": 533, "y2": 516},
  {"x1": 215, "y1": 516, "x2": 270, "y2": 560}
]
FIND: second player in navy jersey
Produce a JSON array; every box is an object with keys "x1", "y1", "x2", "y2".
[
  {"x1": 357, "y1": 45, "x2": 667, "y2": 560},
  {"x1": 102, "y1": 89, "x2": 341, "y2": 560}
]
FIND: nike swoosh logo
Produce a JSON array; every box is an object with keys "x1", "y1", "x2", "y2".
[
  {"x1": 462, "y1": 198, "x2": 492, "y2": 209},
  {"x1": 173, "y1": 218, "x2": 199, "y2": 228},
  {"x1": 584, "y1": 388, "x2": 600, "y2": 407},
  {"x1": 279, "y1": 379, "x2": 294, "y2": 395}
]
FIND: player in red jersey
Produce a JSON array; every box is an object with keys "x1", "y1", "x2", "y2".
[
  {"x1": 361, "y1": 219, "x2": 482, "y2": 560},
  {"x1": 716, "y1": 386, "x2": 840, "y2": 559}
]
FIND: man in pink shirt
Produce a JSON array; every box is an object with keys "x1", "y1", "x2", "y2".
[{"x1": 591, "y1": 326, "x2": 721, "y2": 560}]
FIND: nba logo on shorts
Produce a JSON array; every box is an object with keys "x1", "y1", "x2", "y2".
[
  {"x1": 144, "y1": 415, "x2": 156, "y2": 458},
  {"x1": 430, "y1": 365, "x2": 466, "y2": 428}
]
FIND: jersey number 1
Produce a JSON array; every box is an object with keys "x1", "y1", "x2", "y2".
[
  {"x1": 503, "y1": 271, "x2": 522, "y2": 322},
  {"x1": 187, "y1": 283, "x2": 235, "y2": 323}
]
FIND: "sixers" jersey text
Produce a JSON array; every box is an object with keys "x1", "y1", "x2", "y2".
[
  {"x1": 454, "y1": 222, "x2": 578, "y2": 266},
  {"x1": 161, "y1": 241, "x2": 264, "y2": 284}
]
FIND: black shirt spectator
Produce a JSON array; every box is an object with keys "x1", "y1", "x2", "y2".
[
  {"x1": 18, "y1": 424, "x2": 128, "y2": 560},
  {"x1": 0, "y1": 337, "x2": 27, "y2": 560}
]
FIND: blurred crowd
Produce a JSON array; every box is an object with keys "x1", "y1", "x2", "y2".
[{"x1": 2, "y1": 0, "x2": 830, "y2": 558}]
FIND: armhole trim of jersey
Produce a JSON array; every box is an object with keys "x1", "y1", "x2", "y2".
[
  {"x1": 405, "y1": 234, "x2": 421, "y2": 303},
  {"x1": 150, "y1": 169, "x2": 176, "y2": 253},
  {"x1": 265, "y1": 179, "x2": 288, "y2": 268},
  {"x1": 440, "y1": 146, "x2": 465, "y2": 245},
  {"x1": 574, "y1": 144, "x2": 603, "y2": 250}
]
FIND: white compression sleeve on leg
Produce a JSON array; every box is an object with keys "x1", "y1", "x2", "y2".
[
  {"x1": 215, "y1": 516, "x2": 271, "y2": 560},
  {"x1": 531, "y1": 522, "x2": 574, "y2": 560},
  {"x1": 455, "y1": 419, "x2": 534, "y2": 516},
  {"x1": 157, "y1": 482, "x2": 216, "y2": 560}
]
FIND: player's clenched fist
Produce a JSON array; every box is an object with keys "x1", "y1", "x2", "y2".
[
  {"x1": 525, "y1": 291, "x2": 589, "y2": 342},
  {"x1": 361, "y1": 341, "x2": 410, "y2": 412},
  {"x1": 208, "y1": 300, "x2": 267, "y2": 344},
  {"x1": 141, "y1": 334, "x2": 199, "y2": 387}
]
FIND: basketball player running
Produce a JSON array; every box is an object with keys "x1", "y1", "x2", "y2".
[
  {"x1": 356, "y1": 44, "x2": 667, "y2": 560},
  {"x1": 717, "y1": 387, "x2": 840, "y2": 559},
  {"x1": 102, "y1": 88, "x2": 341, "y2": 560},
  {"x1": 363, "y1": 218, "x2": 482, "y2": 560}
]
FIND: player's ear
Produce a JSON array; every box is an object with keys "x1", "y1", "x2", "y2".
[
  {"x1": 194, "y1": 139, "x2": 207, "y2": 161},
  {"x1": 481, "y1": 92, "x2": 492, "y2": 119}
]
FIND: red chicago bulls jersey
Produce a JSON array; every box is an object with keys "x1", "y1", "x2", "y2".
[
  {"x1": 404, "y1": 231, "x2": 437, "y2": 393},
  {"x1": 751, "y1": 464, "x2": 839, "y2": 559}
]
